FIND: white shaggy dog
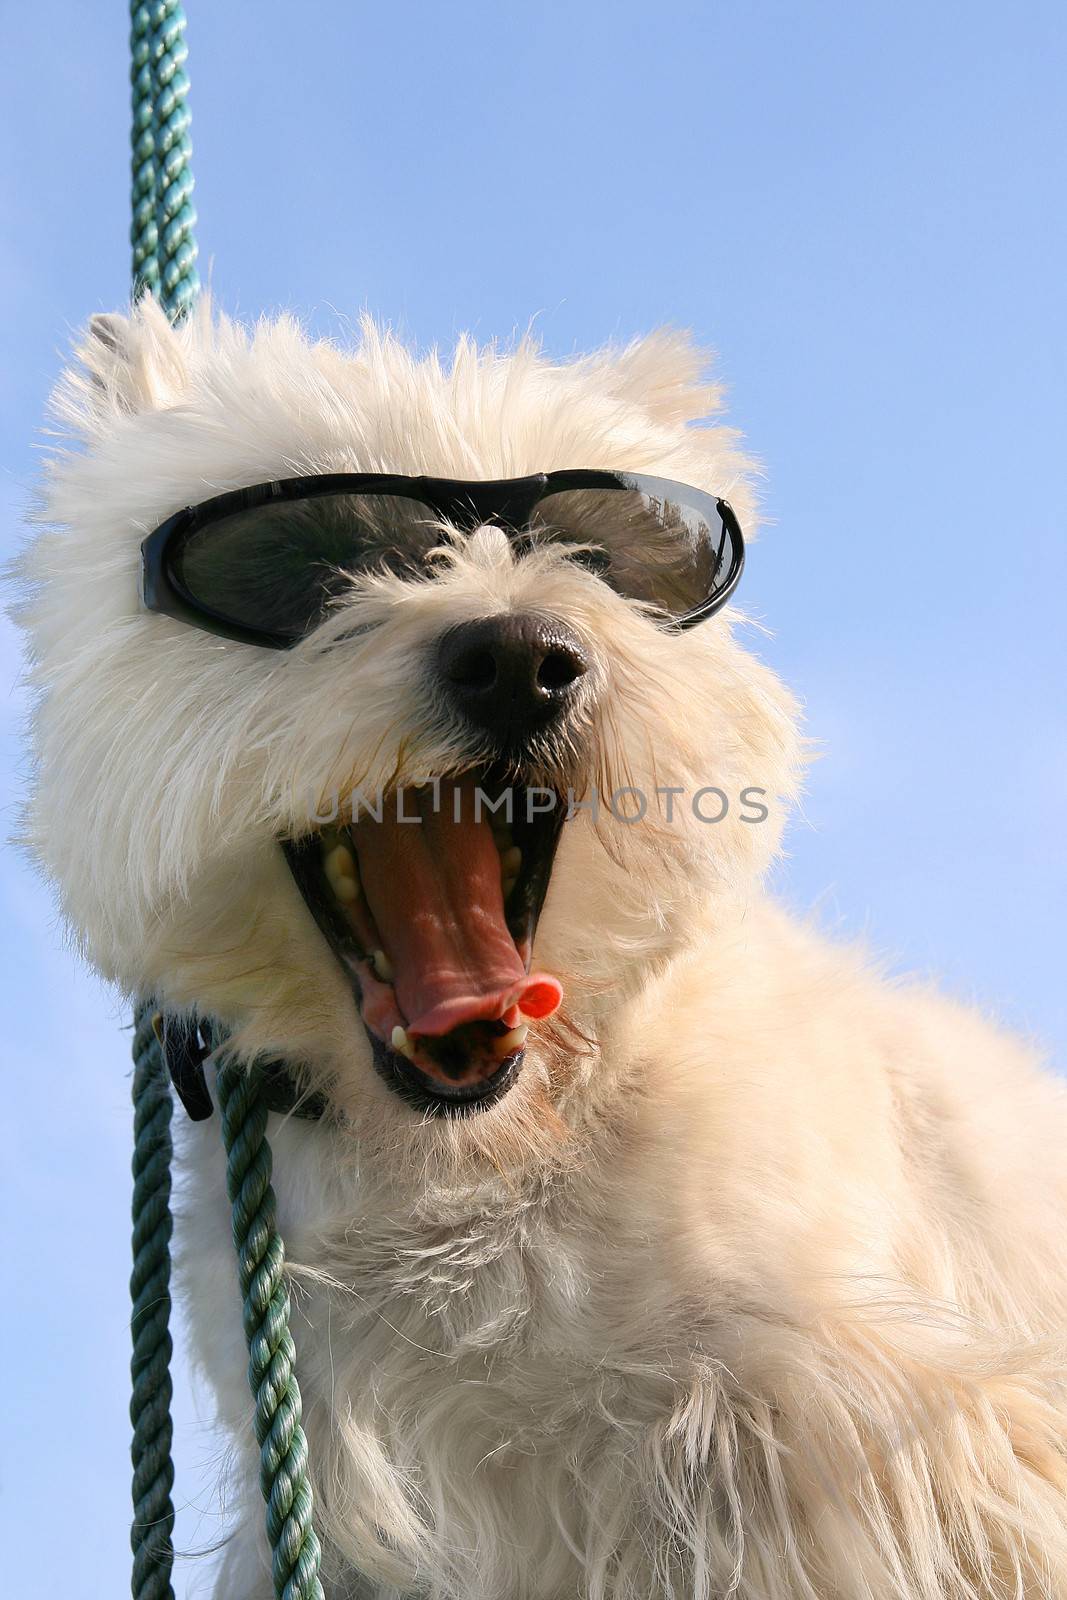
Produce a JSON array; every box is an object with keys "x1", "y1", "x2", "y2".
[{"x1": 14, "y1": 299, "x2": 1067, "y2": 1599}]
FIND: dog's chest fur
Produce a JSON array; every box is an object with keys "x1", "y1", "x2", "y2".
[{"x1": 179, "y1": 1110, "x2": 714, "y2": 1598}]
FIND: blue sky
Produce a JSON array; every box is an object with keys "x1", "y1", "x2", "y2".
[{"x1": 2, "y1": 3, "x2": 1065, "y2": 1594}]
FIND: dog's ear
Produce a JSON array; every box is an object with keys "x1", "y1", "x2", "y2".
[
  {"x1": 70, "y1": 298, "x2": 191, "y2": 424},
  {"x1": 583, "y1": 330, "x2": 726, "y2": 429}
]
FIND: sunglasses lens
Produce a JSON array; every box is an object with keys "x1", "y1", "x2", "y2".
[
  {"x1": 531, "y1": 476, "x2": 740, "y2": 621},
  {"x1": 170, "y1": 492, "x2": 443, "y2": 640}
]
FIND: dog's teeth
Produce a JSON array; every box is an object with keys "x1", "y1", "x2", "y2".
[
  {"x1": 324, "y1": 843, "x2": 360, "y2": 900},
  {"x1": 495, "y1": 1024, "x2": 529, "y2": 1055},
  {"x1": 502, "y1": 876, "x2": 517, "y2": 900},
  {"x1": 324, "y1": 841, "x2": 355, "y2": 873},
  {"x1": 501, "y1": 846, "x2": 522, "y2": 877},
  {"x1": 391, "y1": 1025, "x2": 415, "y2": 1060},
  {"x1": 372, "y1": 949, "x2": 394, "y2": 982}
]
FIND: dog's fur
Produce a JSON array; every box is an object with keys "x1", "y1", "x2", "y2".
[{"x1": 14, "y1": 298, "x2": 1067, "y2": 1598}]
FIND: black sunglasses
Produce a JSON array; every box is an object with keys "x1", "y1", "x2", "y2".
[{"x1": 140, "y1": 470, "x2": 745, "y2": 649}]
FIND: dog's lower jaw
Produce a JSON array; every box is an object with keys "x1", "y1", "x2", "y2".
[{"x1": 368, "y1": 1027, "x2": 527, "y2": 1115}]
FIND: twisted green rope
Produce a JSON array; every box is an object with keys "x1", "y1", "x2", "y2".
[
  {"x1": 127, "y1": 9, "x2": 195, "y2": 1589},
  {"x1": 130, "y1": 1007, "x2": 176, "y2": 1600},
  {"x1": 216, "y1": 1060, "x2": 326, "y2": 1600},
  {"x1": 129, "y1": 1, "x2": 199, "y2": 317},
  {"x1": 126, "y1": 5, "x2": 324, "y2": 1594}
]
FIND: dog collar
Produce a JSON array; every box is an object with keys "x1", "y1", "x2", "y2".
[{"x1": 152, "y1": 1011, "x2": 328, "y2": 1123}]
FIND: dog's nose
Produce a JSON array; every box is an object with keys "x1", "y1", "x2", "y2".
[{"x1": 435, "y1": 613, "x2": 589, "y2": 749}]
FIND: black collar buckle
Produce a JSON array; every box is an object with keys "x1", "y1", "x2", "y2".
[{"x1": 151, "y1": 1011, "x2": 328, "y2": 1123}]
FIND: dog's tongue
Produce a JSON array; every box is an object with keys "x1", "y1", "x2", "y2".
[{"x1": 352, "y1": 779, "x2": 562, "y2": 1038}]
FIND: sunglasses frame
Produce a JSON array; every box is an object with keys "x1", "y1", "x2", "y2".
[{"x1": 140, "y1": 469, "x2": 745, "y2": 649}]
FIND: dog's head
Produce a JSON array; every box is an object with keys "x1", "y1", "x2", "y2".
[{"x1": 16, "y1": 300, "x2": 802, "y2": 1154}]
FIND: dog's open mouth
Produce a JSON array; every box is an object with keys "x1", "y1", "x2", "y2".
[{"x1": 283, "y1": 772, "x2": 565, "y2": 1114}]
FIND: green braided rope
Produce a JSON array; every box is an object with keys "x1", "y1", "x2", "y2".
[
  {"x1": 216, "y1": 1060, "x2": 326, "y2": 1600},
  {"x1": 128, "y1": 8, "x2": 195, "y2": 1590},
  {"x1": 130, "y1": 1007, "x2": 177, "y2": 1600},
  {"x1": 126, "y1": 5, "x2": 323, "y2": 1593},
  {"x1": 129, "y1": 1, "x2": 199, "y2": 318}
]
